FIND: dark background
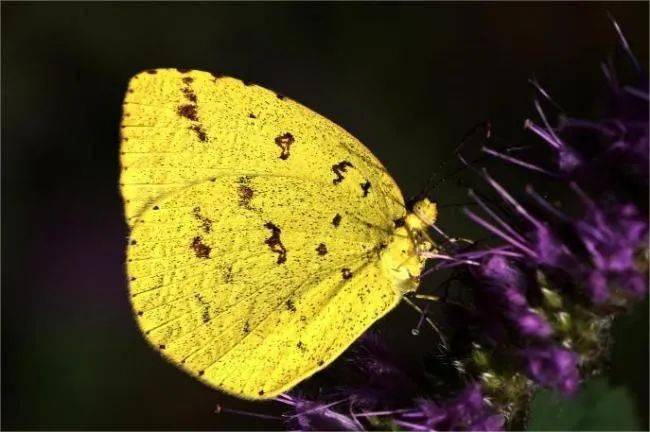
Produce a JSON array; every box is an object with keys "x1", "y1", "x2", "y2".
[{"x1": 2, "y1": 2, "x2": 648, "y2": 430}]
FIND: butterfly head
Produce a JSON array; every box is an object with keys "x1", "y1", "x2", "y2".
[
  {"x1": 382, "y1": 198, "x2": 438, "y2": 295},
  {"x1": 408, "y1": 198, "x2": 438, "y2": 229}
]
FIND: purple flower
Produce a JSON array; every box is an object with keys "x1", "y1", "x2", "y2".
[
  {"x1": 574, "y1": 201, "x2": 648, "y2": 302},
  {"x1": 526, "y1": 68, "x2": 649, "y2": 203},
  {"x1": 395, "y1": 383, "x2": 505, "y2": 431},
  {"x1": 468, "y1": 24, "x2": 649, "y2": 306},
  {"x1": 471, "y1": 254, "x2": 553, "y2": 340},
  {"x1": 521, "y1": 346, "x2": 580, "y2": 395},
  {"x1": 277, "y1": 394, "x2": 363, "y2": 431},
  {"x1": 514, "y1": 309, "x2": 553, "y2": 339},
  {"x1": 466, "y1": 170, "x2": 647, "y2": 306}
]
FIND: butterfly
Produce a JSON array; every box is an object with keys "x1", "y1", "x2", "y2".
[{"x1": 120, "y1": 69, "x2": 438, "y2": 399}]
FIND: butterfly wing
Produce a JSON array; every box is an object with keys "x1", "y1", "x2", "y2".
[
  {"x1": 128, "y1": 176, "x2": 400, "y2": 398},
  {"x1": 121, "y1": 69, "x2": 408, "y2": 398},
  {"x1": 121, "y1": 69, "x2": 404, "y2": 227}
]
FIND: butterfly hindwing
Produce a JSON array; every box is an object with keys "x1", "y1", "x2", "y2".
[{"x1": 128, "y1": 176, "x2": 400, "y2": 398}]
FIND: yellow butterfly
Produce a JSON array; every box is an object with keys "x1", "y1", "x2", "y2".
[{"x1": 120, "y1": 68, "x2": 438, "y2": 399}]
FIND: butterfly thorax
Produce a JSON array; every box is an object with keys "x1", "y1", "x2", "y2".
[{"x1": 380, "y1": 198, "x2": 437, "y2": 295}]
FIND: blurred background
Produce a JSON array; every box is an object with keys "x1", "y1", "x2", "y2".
[{"x1": 2, "y1": 2, "x2": 648, "y2": 430}]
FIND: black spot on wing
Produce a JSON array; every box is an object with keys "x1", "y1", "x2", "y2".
[
  {"x1": 182, "y1": 76, "x2": 193, "y2": 84},
  {"x1": 394, "y1": 217, "x2": 406, "y2": 228},
  {"x1": 332, "y1": 161, "x2": 354, "y2": 185},
  {"x1": 341, "y1": 268, "x2": 353, "y2": 279},
  {"x1": 177, "y1": 68, "x2": 191, "y2": 73},
  {"x1": 316, "y1": 243, "x2": 328, "y2": 256},
  {"x1": 360, "y1": 180, "x2": 371, "y2": 197},
  {"x1": 274, "y1": 133, "x2": 295, "y2": 160},
  {"x1": 243, "y1": 321, "x2": 250, "y2": 333},
  {"x1": 145, "y1": 69, "x2": 157, "y2": 74},
  {"x1": 248, "y1": 113, "x2": 257, "y2": 119},
  {"x1": 332, "y1": 214, "x2": 342, "y2": 227},
  {"x1": 264, "y1": 222, "x2": 287, "y2": 264}
]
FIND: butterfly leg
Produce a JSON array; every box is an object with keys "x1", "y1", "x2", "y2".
[{"x1": 402, "y1": 295, "x2": 448, "y2": 350}]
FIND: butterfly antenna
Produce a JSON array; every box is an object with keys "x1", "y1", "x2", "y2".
[{"x1": 419, "y1": 121, "x2": 493, "y2": 198}]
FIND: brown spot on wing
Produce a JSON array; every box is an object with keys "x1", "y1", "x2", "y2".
[
  {"x1": 341, "y1": 268, "x2": 353, "y2": 279},
  {"x1": 224, "y1": 266, "x2": 233, "y2": 283},
  {"x1": 332, "y1": 214, "x2": 342, "y2": 227},
  {"x1": 316, "y1": 243, "x2": 328, "y2": 256},
  {"x1": 182, "y1": 87, "x2": 197, "y2": 103},
  {"x1": 211, "y1": 72, "x2": 224, "y2": 80},
  {"x1": 394, "y1": 217, "x2": 405, "y2": 228},
  {"x1": 239, "y1": 185, "x2": 254, "y2": 207},
  {"x1": 182, "y1": 76, "x2": 193, "y2": 84},
  {"x1": 191, "y1": 236, "x2": 211, "y2": 259},
  {"x1": 145, "y1": 69, "x2": 157, "y2": 74},
  {"x1": 264, "y1": 222, "x2": 287, "y2": 264},
  {"x1": 274, "y1": 133, "x2": 295, "y2": 160},
  {"x1": 285, "y1": 299, "x2": 297, "y2": 312},
  {"x1": 248, "y1": 113, "x2": 257, "y2": 119},
  {"x1": 276, "y1": 93, "x2": 286, "y2": 100},
  {"x1": 177, "y1": 68, "x2": 191, "y2": 73},
  {"x1": 332, "y1": 161, "x2": 354, "y2": 184},
  {"x1": 190, "y1": 124, "x2": 207, "y2": 141},
  {"x1": 192, "y1": 207, "x2": 212, "y2": 233},
  {"x1": 360, "y1": 180, "x2": 371, "y2": 197},
  {"x1": 195, "y1": 294, "x2": 210, "y2": 323},
  {"x1": 243, "y1": 321, "x2": 250, "y2": 333},
  {"x1": 238, "y1": 177, "x2": 254, "y2": 209},
  {"x1": 178, "y1": 104, "x2": 198, "y2": 121}
]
